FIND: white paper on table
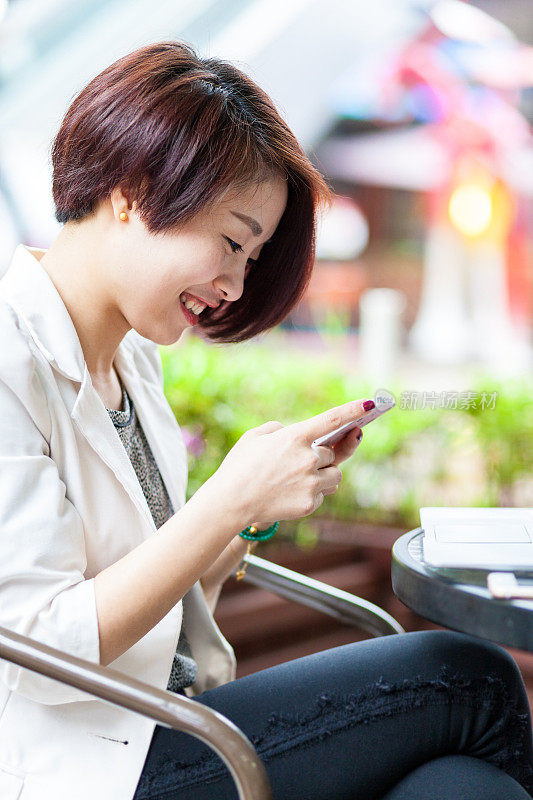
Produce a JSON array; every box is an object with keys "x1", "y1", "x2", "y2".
[{"x1": 420, "y1": 506, "x2": 533, "y2": 570}]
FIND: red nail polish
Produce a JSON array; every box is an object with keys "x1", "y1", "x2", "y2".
[{"x1": 363, "y1": 400, "x2": 375, "y2": 412}]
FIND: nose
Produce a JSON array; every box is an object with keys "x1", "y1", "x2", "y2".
[{"x1": 213, "y1": 262, "x2": 247, "y2": 303}]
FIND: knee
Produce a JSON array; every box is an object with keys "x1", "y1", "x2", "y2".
[{"x1": 405, "y1": 630, "x2": 523, "y2": 688}]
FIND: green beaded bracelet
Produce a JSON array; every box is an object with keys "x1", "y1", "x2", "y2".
[{"x1": 239, "y1": 521, "x2": 279, "y2": 541}]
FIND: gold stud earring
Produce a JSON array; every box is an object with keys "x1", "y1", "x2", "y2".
[{"x1": 119, "y1": 211, "x2": 128, "y2": 222}]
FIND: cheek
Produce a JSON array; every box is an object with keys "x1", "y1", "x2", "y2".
[
  {"x1": 123, "y1": 234, "x2": 224, "y2": 303},
  {"x1": 199, "y1": 240, "x2": 224, "y2": 273},
  {"x1": 122, "y1": 267, "x2": 173, "y2": 314},
  {"x1": 185, "y1": 245, "x2": 225, "y2": 286}
]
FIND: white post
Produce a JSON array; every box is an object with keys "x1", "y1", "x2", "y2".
[
  {"x1": 468, "y1": 240, "x2": 533, "y2": 374},
  {"x1": 359, "y1": 288, "x2": 406, "y2": 383},
  {"x1": 409, "y1": 222, "x2": 473, "y2": 363}
]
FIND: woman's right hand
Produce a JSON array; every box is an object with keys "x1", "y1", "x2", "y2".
[{"x1": 203, "y1": 400, "x2": 370, "y2": 530}]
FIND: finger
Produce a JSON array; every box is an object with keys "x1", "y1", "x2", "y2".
[
  {"x1": 333, "y1": 425, "x2": 362, "y2": 445},
  {"x1": 311, "y1": 443, "x2": 336, "y2": 469},
  {"x1": 290, "y1": 399, "x2": 374, "y2": 444},
  {"x1": 334, "y1": 426, "x2": 363, "y2": 451},
  {"x1": 317, "y1": 465, "x2": 342, "y2": 494},
  {"x1": 331, "y1": 427, "x2": 363, "y2": 466}
]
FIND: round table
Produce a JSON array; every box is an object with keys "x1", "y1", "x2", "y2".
[{"x1": 391, "y1": 528, "x2": 533, "y2": 652}]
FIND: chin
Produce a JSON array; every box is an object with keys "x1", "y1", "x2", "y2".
[
  {"x1": 132, "y1": 320, "x2": 185, "y2": 347},
  {"x1": 163, "y1": 331, "x2": 186, "y2": 346},
  {"x1": 153, "y1": 331, "x2": 185, "y2": 347}
]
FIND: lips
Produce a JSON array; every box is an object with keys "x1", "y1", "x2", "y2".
[
  {"x1": 180, "y1": 293, "x2": 206, "y2": 315},
  {"x1": 178, "y1": 291, "x2": 221, "y2": 326},
  {"x1": 179, "y1": 298, "x2": 200, "y2": 325},
  {"x1": 181, "y1": 291, "x2": 219, "y2": 309}
]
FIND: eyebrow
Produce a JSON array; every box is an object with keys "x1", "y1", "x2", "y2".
[{"x1": 230, "y1": 211, "x2": 263, "y2": 237}]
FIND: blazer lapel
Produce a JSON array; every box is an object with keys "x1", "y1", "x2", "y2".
[
  {"x1": 71, "y1": 363, "x2": 156, "y2": 533},
  {"x1": 1, "y1": 245, "x2": 187, "y2": 535}
]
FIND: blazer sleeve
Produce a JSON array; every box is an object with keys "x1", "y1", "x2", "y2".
[{"x1": 0, "y1": 323, "x2": 100, "y2": 704}]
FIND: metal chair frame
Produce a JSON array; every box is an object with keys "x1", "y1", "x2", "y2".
[{"x1": 0, "y1": 552, "x2": 404, "y2": 800}]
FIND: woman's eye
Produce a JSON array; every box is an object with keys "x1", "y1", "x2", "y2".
[
  {"x1": 224, "y1": 236, "x2": 258, "y2": 266},
  {"x1": 225, "y1": 237, "x2": 244, "y2": 254}
]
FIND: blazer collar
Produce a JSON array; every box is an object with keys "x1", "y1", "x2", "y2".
[
  {"x1": 0, "y1": 244, "x2": 136, "y2": 383},
  {"x1": 0, "y1": 245, "x2": 160, "y2": 531}
]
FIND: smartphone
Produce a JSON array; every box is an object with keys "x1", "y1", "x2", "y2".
[{"x1": 312, "y1": 392, "x2": 396, "y2": 448}]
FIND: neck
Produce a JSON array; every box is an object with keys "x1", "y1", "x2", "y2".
[{"x1": 38, "y1": 220, "x2": 130, "y2": 379}]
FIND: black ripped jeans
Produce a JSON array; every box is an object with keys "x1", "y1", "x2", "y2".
[{"x1": 132, "y1": 631, "x2": 533, "y2": 800}]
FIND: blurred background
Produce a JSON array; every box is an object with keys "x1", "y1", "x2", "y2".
[{"x1": 2, "y1": 0, "x2": 533, "y2": 690}]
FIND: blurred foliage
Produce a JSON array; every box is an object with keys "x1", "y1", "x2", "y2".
[
  {"x1": 462, "y1": 384, "x2": 533, "y2": 505},
  {"x1": 160, "y1": 335, "x2": 533, "y2": 536}
]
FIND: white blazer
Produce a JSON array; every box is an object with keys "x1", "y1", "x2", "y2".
[{"x1": 0, "y1": 245, "x2": 236, "y2": 800}]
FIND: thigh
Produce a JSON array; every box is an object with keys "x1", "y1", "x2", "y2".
[
  {"x1": 382, "y1": 755, "x2": 533, "y2": 800},
  {"x1": 133, "y1": 631, "x2": 533, "y2": 800}
]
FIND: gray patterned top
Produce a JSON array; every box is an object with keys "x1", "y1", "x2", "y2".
[{"x1": 106, "y1": 380, "x2": 198, "y2": 693}]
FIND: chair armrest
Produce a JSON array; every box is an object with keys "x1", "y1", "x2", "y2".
[
  {"x1": 0, "y1": 625, "x2": 272, "y2": 800},
  {"x1": 238, "y1": 554, "x2": 405, "y2": 638}
]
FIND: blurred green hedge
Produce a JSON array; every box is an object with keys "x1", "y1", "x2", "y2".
[{"x1": 160, "y1": 334, "x2": 533, "y2": 535}]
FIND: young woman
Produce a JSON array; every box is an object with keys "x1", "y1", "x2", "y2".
[{"x1": 0, "y1": 41, "x2": 531, "y2": 800}]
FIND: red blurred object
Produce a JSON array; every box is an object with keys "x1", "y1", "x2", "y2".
[
  {"x1": 305, "y1": 261, "x2": 368, "y2": 313},
  {"x1": 506, "y1": 200, "x2": 532, "y2": 327}
]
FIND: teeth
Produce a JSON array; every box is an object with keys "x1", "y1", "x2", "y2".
[{"x1": 180, "y1": 293, "x2": 206, "y2": 315}]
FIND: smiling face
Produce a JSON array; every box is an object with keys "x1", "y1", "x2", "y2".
[{"x1": 107, "y1": 174, "x2": 288, "y2": 346}]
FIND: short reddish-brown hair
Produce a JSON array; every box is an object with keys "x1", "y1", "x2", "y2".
[{"x1": 52, "y1": 41, "x2": 332, "y2": 342}]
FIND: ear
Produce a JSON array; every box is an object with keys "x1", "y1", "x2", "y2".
[{"x1": 109, "y1": 186, "x2": 133, "y2": 221}]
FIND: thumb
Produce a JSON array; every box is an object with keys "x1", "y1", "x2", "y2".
[{"x1": 254, "y1": 420, "x2": 284, "y2": 435}]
